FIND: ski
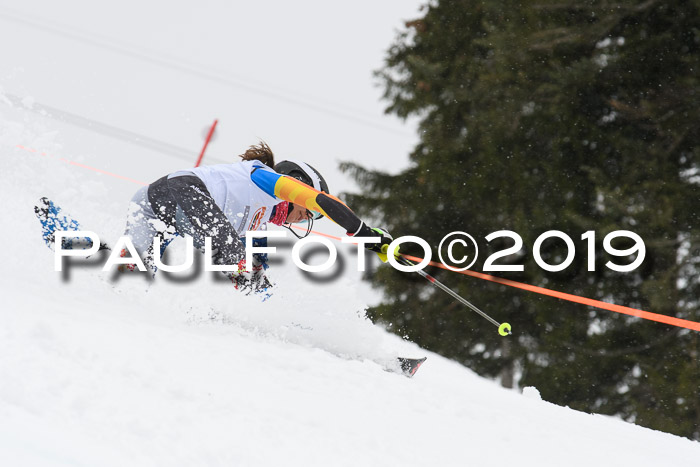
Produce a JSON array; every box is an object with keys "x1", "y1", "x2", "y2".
[
  {"x1": 34, "y1": 197, "x2": 109, "y2": 252},
  {"x1": 395, "y1": 357, "x2": 427, "y2": 378},
  {"x1": 35, "y1": 196, "x2": 80, "y2": 249}
]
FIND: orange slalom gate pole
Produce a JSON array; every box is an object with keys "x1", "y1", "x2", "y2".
[{"x1": 195, "y1": 119, "x2": 218, "y2": 167}]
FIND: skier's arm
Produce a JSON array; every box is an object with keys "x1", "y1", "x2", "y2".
[{"x1": 250, "y1": 169, "x2": 374, "y2": 236}]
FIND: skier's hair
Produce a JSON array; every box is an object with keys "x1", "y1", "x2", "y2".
[{"x1": 239, "y1": 141, "x2": 275, "y2": 168}]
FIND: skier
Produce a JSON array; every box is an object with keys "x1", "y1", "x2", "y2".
[{"x1": 119, "y1": 142, "x2": 394, "y2": 293}]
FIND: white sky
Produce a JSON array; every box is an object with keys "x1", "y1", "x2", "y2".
[{"x1": 0, "y1": 0, "x2": 424, "y2": 197}]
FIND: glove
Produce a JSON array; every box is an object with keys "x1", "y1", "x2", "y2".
[{"x1": 365, "y1": 227, "x2": 400, "y2": 263}]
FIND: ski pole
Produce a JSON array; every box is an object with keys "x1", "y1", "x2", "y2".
[{"x1": 397, "y1": 255, "x2": 512, "y2": 336}]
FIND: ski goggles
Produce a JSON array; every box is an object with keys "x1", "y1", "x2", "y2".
[{"x1": 299, "y1": 209, "x2": 323, "y2": 223}]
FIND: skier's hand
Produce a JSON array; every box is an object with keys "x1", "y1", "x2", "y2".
[{"x1": 365, "y1": 227, "x2": 400, "y2": 263}]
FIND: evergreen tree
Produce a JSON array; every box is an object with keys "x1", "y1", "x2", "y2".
[{"x1": 342, "y1": 0, "x2": 700, "y2": 439}]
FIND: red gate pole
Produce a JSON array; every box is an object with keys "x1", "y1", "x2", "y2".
[{"x1": 195, "y1": 119, "x2": 218, "y2": 167}]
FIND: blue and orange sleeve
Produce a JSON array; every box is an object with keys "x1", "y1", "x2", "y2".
[{"x1": 251, "y1": 168, "x2": 364, "y2": 235}]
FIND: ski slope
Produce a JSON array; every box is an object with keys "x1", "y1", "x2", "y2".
[{"x1": 2, "y1": 89, "x2": 700, "y2": 467}]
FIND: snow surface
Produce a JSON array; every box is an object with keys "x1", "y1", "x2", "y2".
[{"x1": 1, "y1": 2, "x2": 699, "y2": 465}]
